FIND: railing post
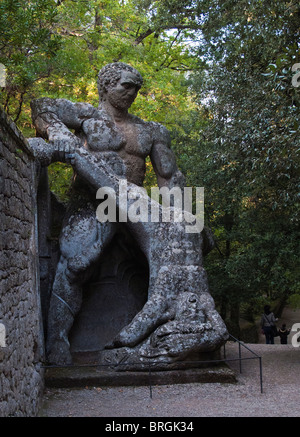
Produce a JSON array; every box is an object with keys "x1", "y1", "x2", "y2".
[
  {"x1": 148, "y1": 360, "x2": 153, "y2": 399},
  {"x1": 238, "y1": 341, "x2": 242, "y2": 373},
  {"x1": 259, "y1": 356, "x2": 263, "y2": 393}
]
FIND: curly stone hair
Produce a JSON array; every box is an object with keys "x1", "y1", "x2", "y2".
[{"x1": 97, "y1": 62, "x2": 143, "y2": 101}]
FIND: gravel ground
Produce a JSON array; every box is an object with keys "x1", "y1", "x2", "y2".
[
  {"x1": 38, "y1": 343, "x2": 300, "y2": 418},
  {"x1": 38, "y1": 307, "x2": 300, "y2": 418}
]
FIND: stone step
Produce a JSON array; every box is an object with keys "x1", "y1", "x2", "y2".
[{"x1": 44, "y1": 364, "x2": 236, "y2": 388}]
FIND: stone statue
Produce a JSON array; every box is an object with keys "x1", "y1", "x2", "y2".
[{"x1": 29, "y1": 62, "x2": 228, "y2": 369}]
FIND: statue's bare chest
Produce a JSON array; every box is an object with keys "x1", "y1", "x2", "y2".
[{"x1": 81, "y1": 117, "x2": 152, "y2": 157}]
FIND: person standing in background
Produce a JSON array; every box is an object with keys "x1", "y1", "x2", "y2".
[
  {"x1": 261, "y1": 305, "x2": 278, "y2": 344},
  {"x1": 278, "y1": 324, "x2": 291, "y2": 344}
]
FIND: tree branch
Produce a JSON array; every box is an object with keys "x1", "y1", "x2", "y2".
[
  {"x1": 134, "y1": 28, "x2": 154, "y2": 45},
  {"x1": 134, "y1": 22, "x2": 201, "y2": 45},
  {"x1": 13, "y1": 91, "x2": 26, "y2": 123}
]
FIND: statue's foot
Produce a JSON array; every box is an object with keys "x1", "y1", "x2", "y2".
[{"x1": 47, "y1": 341, "x2": 73, "y2": 366}]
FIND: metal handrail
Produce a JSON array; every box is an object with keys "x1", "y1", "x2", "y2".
[{"x1": 225, "y1": 334, "x2": 263, "y2": 393}]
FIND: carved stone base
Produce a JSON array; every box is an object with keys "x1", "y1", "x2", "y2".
[{"x1": 72, "y1": 346, "x2": 224, "y2": 372}]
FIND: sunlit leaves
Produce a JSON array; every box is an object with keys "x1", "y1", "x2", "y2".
[{"x1": 0, "y1": 0, "x2": 197, "y2": 131}]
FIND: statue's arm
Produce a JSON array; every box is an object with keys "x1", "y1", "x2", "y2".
[
  {"x1": 31, "y1": 97, "x2": 98, "y2": 138},
  {"x1": 149, "y1": 123, "x2": 185, "y2": 190},
  {"x1": 30, "y1": 98, "x2": 97, "y2": 165},
  {"x1": 149, "y1": 123, "x2": 214, "y2": 254}
]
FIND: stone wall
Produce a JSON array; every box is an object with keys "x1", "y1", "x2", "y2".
[{"x1": 0, "y1": 108, "x2": 44, "y2": 417}]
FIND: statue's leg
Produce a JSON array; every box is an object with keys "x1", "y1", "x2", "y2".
[
  {"x1": 46, "y1": 257, "x2": 81, "y2": 365},
  {"x1": 46, "y1": 211, "x2": 116, "y2": 365}
]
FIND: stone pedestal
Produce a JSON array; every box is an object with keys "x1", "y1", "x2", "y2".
[{"x1": 44, "y1": 364, "x2": 236, "y2": 388}]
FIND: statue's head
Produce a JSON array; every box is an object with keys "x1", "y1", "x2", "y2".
[{"x1": 97, "y1": 62, "x2": 143, "y2": 105}]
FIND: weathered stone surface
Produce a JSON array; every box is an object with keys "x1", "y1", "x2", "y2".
[
  {"x1": 29, "y1": 62, "x2": 228, "y2": 369},
  {"x1": 69, "y1": 232, "x2": 149, "y2": 353},
  {"x1": 0, "y1": 109, "x2": 44, "y2": 417},
  {"x1": 70, "y1": 148, "x2": 228, "y2": 369}
]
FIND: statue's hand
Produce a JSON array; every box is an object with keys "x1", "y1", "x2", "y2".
[{"x1": 49, "y1": 135, "x2": 81, "y2": 165}]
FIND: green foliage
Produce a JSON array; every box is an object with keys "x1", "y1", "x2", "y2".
[
  {"x1": 186, "y1": 0, "x2": 300, "y2": 319},
  {"x1": 48, "y1": 162, "x2": 73, "y2": 203},
  {"x1": 0, "y1": 0, "x2": 197, "y2": 127},
  {"x1": 0, "y1": 0, "x2": 61, "y2": 122},
  {"x1": 288, "y1": 294, "x2": 300, "y2": 310}
]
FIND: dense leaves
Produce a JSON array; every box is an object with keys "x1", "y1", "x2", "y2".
[
  {"x1": 0, "y1": 0, "x2": 61, "y2": 124},
  {"x1": 188, "y1": 0, "x2": 300, "y2": 321}
]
